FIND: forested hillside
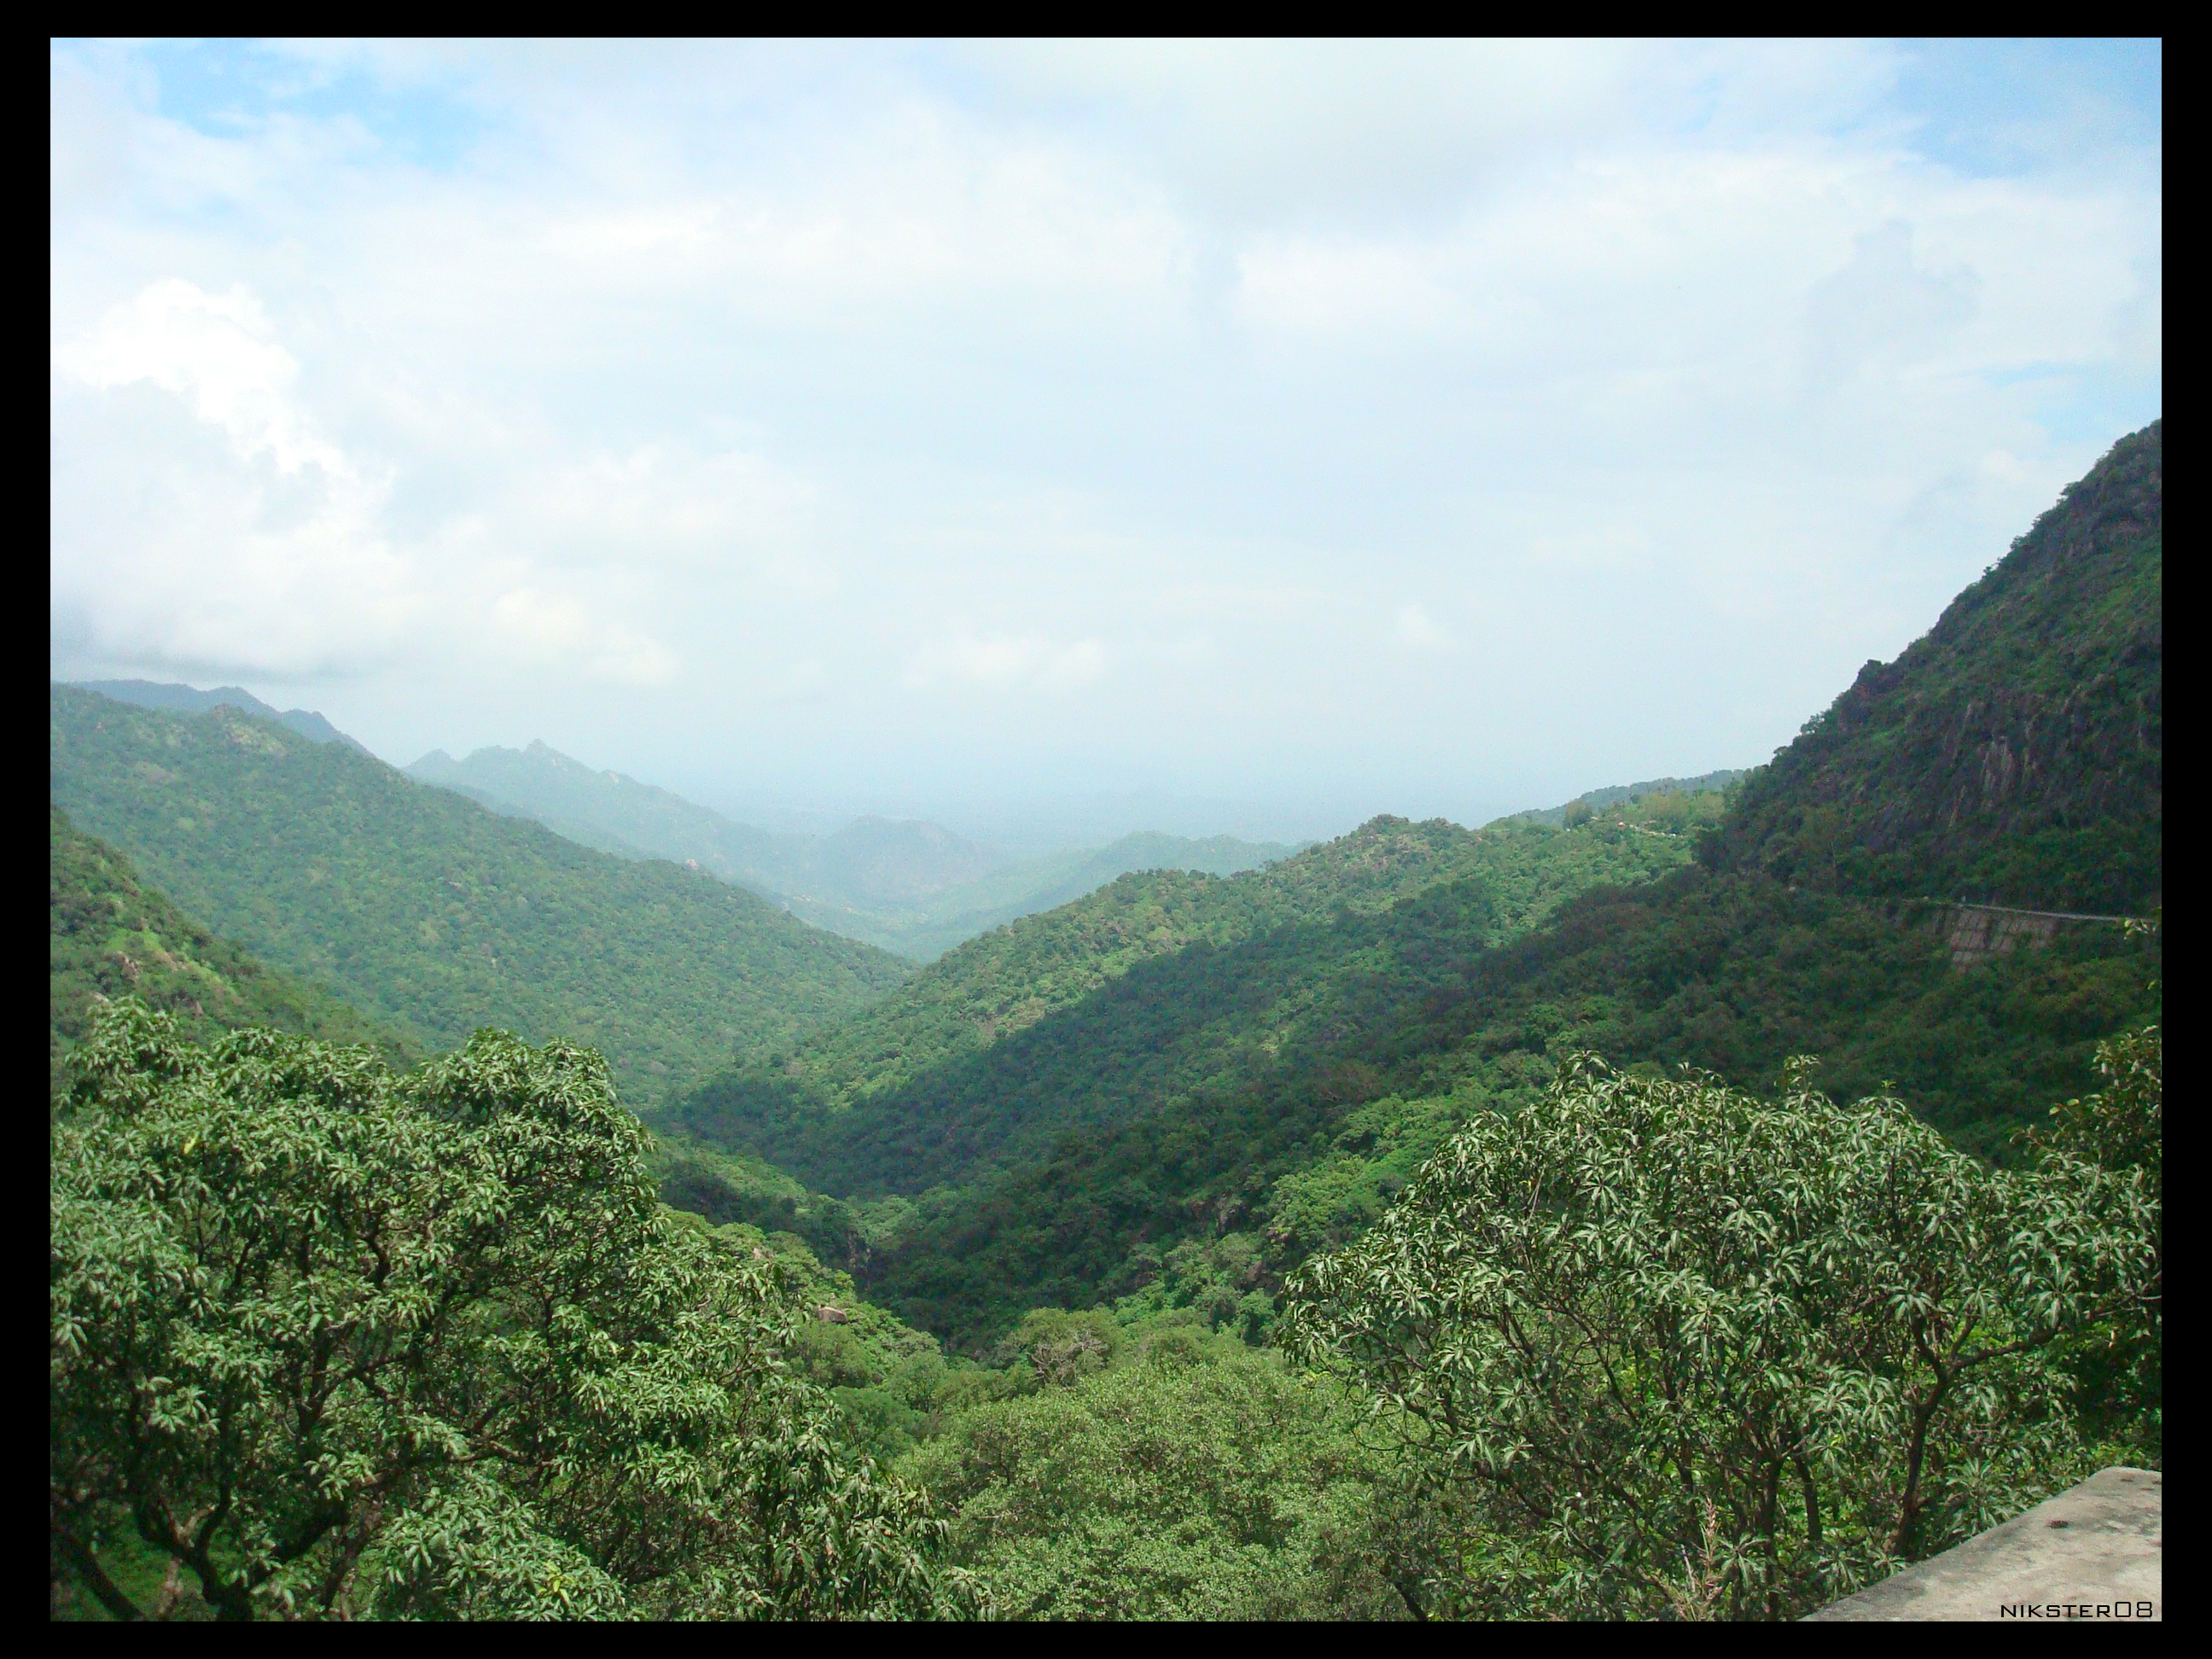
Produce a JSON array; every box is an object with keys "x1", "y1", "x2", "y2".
[
  {"x1": 50, "y1": 688, "x2": 911, "y2": 1106},
  {"x1": 666, "y1": 800, "x2": 1720, "y2": 1256},
  {"x1": 778, "y1": 828, "x2": 1302, "y2": 960},
  {"x1": 50, "y1": 807, "x2": 410, "y2": 1099},
  {"x1": 667, "y1": 426, "x2": 2162, "y2": 1349}
]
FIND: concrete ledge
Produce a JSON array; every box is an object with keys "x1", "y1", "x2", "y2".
[{"x1": 1806, "y1": 1467, "x2": 2161, "y2": 1621}]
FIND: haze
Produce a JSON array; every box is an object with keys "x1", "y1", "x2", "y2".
[{"x1": 49, "y1": 38, "x2": 2161, "y2": 845}]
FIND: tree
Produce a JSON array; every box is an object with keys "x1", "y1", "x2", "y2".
[
  {"x1": 50, "y1": 1001, "x2": 981, "y2": 1621},
  {"x1": 1280, "y1": 1058, "x2": 2157, "y2": 1620},
  {"x1": 2023, "y1": 1017, "x2": 2162, "y2": 1460},
  {"x1": 901, "y1": 1337, "x2": 1410, "y2": 1621}
]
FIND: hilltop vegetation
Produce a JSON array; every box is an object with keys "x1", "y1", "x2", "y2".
[
  {"x1": 52, "y1": 1006, "x2": 978, "y2": 1621},
  {"x1": 50, "y1": 807, "x2": 410, "y2": 1100},
  {"x1": 69, "y1": 678, "x2": 368, "y2": 751},
  {"x1": 50, "y1": 688, "x2": 911, "y2": 1106},
  {"x1": 783, "y1": 829, "x2": 1303, "y2": 960}
]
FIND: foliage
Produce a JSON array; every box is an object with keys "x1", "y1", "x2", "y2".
[
  {"x1": 2028, "y1": 1021, "x2": 2162, "y2": 1198},
  {"x1": 50, "y1": 686, "x2": 911, "y2": 1107},
  {"x1": 49, "y1": 1003, "x2": 979, "y2": 1621},
  {"x1": 50, "y1": 808, "x2": 412, "y2": 1103},
  {"x1": 1279, "y1": 1060, "x2": 2159, "y2": 1620},
  {"x1": 900, "y1": 1338, "x2": 1415, "y2": 1621},
  {"x1": 1395, "y1": 870, "x2": 2162, "y2": 1163},
  {"x1": 2023, "y1": 1020, "x2": 2163, "y2": 1462}
]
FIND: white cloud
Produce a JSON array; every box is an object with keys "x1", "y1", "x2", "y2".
[
  {"x1": 907, "y1": 631, "x2": 1106, "y2": 694},
  {"x1": 47, "y1": 41, "x2": 2158, "y2": 830},
  {"x1": 55, "y1": 278, "x2": 351, "y2": 477},
  {"x1": 1396, "y1": 604, "x2": 1447, "y2": 650}
]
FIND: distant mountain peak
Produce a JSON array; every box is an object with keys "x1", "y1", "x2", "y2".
[{"x1": 65, "y1": 679, "x2": 370, "y2": 754}]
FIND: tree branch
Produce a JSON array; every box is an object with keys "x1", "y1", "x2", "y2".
[{"x1": 52, "y1": 1527, "x2": 146, "y2": 1622}]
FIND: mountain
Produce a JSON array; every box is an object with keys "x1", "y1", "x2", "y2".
[
  {"x1": 665, "y1": 424, "x2": 2161, "y2": 1348},
  {"x1": 406, "y1": 739, "x2": 1295, "y2": 958},
  {"x1": 69, "y1": 678, "x2": 370, "y2": 753},
  {"x1": 782, "y1": 829, "x2": 1303, "y2": 959},
  {"x1": 664, "y1": 800, "x2": 1713, "y2": 1202},
  {"x1": 407, "y1": 740, "x2": 795, "y2": 888},
  {"x1": 50, "y1": 806, "x2": 411, "y2": 1101},
  {"x1": 50, "y1": 687, "x2": 912, "y2": 1106}
]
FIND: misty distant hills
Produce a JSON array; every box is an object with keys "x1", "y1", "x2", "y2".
[
  {"x1": 69, "y1": 679, "x2": 370, "y2": 754},
  {"x1": 406, "y1": 740, "x2": 1298, "y2": 958}
]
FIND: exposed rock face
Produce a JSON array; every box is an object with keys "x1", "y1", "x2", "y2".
[{"x1": 1807, "y1": 1467, "x2": 2162, "y2": 1621}]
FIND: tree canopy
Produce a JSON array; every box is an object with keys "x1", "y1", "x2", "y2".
[
  {"x1": 49, "y1": 1003, "x2": 979, "y2": 1621},
  {"x1": 1281, "y1": 1057, "x2": 2159, "y2": 1619}
]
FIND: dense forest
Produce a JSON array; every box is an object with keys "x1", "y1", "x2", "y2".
[
  {"x1": 52, "y1": 425, "x2": 2161, "y2": 1620},
  {"x1": 49, "y1": 806, "x2": 414, "y2": 1099}
]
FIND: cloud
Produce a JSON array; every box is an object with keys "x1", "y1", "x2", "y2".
[
  {"x1": 48, "y1": 41, "x2": 2158, "y2": 829},
  {"x1": 1396, "y1": 604, "x2": 1447, "y2": 650},
  {"x1": 489, "y1": 586, "x2": 678, "y2": 684},
  {"x1": 51, "y1": 279, "x2": 416, "y2": 676},
  {"x1": 907, "y1": 632, "x2": 1106, "y2": 694},
  {"x1": 55, "y1": 278, "x2": 352, "y2": 476}
]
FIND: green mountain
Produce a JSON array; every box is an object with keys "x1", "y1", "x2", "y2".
[
  {"x1": 665, "y1": 800, "x2": 1715, "y2": 1205},
  {"x1": 407, "y1": 740, "x2": 795, "y2": 885},
  {"x1": 69, "y1": 678, "x2": 370, "y2": 752},
  {"x1": 667, "y1": 424, "x2": 2161, "y2": 1349},
  {"x1": 406, "y1": 739, "x2": 1295, "y2": 958},
  {"x1": 50, "y1": 687, "x2": 912, "y2": 1107},
  {"x1": 50, "y1": 806, "x2": 410, "y2": 1101},
  {"x1": 803, "y1": 830, "x2": 1306, "y2": 961}
]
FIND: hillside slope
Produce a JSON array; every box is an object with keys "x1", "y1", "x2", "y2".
[
  {"x1": 667, "y1": 805, "x2": 1713, "y2": 1195},
  {"x1": 70, "y1": 678, "x2": 369, "y2": 752},
  {"x1": 50, "y1": 688, "x2": 911, "y2": 1106},
  {"x1": 50, "y1": 807, "x2": 410, "y2": 1100}
]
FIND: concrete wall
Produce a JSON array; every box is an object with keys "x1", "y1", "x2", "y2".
[{"x1": 1807, "y1": 1467, "x2": 2161, "y2": 1621}]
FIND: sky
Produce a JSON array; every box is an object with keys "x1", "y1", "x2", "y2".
[{"x1": 49, "y1": 38, "x2": 2161, "y2": 846}]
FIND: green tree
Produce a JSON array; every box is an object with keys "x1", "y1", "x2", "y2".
[
  {"x1": 50, "y1": 1002, "x2": 980, "y2": 1621},
  {"x1": 2023, "y1": 1017, "x2": 2162, "y2": 1461},
  {"x1": 1281, "y1": 1059, "x2": 2157, "y2": 1620},
  {"x1": 902, "y1": 1340, "x2": 1410, "y2": 1621}
]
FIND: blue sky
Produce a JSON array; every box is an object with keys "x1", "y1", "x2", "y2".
[{"x1": 50, "y1": 39, "x2": 2160, "y2": 843}]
